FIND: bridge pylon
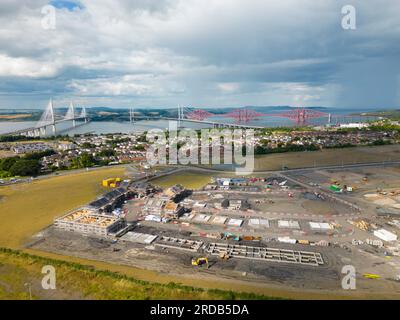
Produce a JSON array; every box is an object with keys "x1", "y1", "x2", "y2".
[
  {"x1": 80, "y1": 106, "x2": 87, "y2": 123},
  {"x1": 65, "y1": 102, "x2": 76, "y2": 127},
  {"x1": 177, "y1": 105, "x2": 183, "y2": 128},
  {"x1": 36, "y1": 98, "x2": 57, "y2": 135},
  {"x1": 130, "y1": 107, "x2": 135, "y2": 124}
]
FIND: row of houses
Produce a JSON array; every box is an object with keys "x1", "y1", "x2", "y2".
[
  {"x1": 12, "y1": 143, "x2": 53, "y2": 154},
  {"x1": 256, "y1": 129, "x2": 396, "y2": 149}
]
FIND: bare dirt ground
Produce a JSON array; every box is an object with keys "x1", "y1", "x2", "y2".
[{"x1": 29, "y1": 226, "x2": 400, "y2": 299}]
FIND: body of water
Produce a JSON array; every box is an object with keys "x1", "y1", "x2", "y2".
[
  {"x1": 0, "y1": 107, "x2": 380, "y2": 136},
  {"x1": 0, "y1": 120, "x2": 211, "y2": 136}
]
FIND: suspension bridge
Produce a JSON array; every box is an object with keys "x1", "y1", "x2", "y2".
[{"x1": 2, "y1": 99, "x2": 89, "y2": 137}]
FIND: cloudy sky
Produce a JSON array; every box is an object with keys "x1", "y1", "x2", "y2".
[{"x1": 0, "y1": 0, "x2": 399, "y2": 109}]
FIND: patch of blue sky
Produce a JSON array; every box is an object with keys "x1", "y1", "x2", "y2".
[{"x1": 49, "y1": 0, "x2": 84, "y2": 11}]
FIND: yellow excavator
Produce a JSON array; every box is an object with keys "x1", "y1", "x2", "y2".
[
  {"x1": 191, "y1": 257, "x2": 209, "y2": 268},
  {"x1": 363, "y1": 273, "x2": 381, "y2": 279}
]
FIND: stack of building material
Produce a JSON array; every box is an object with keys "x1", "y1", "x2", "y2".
[
  {"x1": 373, "y1": 229, "x2": 398, "y2": 242},
  {"x1": 355, "y1": 220, "x2": 370, "y2": 231}
]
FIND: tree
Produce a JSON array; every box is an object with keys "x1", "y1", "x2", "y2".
[
  {"x1": 98, "y1": 149, "x2": 116, "y2": 157},
  {"x1": 0, "y1": 157, "x2": 19, "y2": 171},
  {"x1": 81, "y1": 142, "x2": 96, "y2": 149},
  {"x1": 9, "y1": 159, "x2": 41, "y2": 177},
  {"x1": 72, "y1": 153, "x2": 98, "y2": 168},
  {"x1": 24, "y1": 149, "x2": 55, "y2": 160},
  {"x1": 132, "y1": 145, "x2": 145, "y2": 151}
]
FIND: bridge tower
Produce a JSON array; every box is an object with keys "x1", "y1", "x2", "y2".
[
  {"x1": 80, "y1": 106, "x2": 87, "y2": 123},
  {"x1": 65, "y1": 102, "x2": 76, "y2": 127},
  {"x1": 36, "y1": 98, "x2": 56, "y2": 135},
  {"x1": 130, "y1": 107, "x2": 135, "y2": 124},
  {"x1": 177, "y1": 105, "x2": 183, "y2": 128}
]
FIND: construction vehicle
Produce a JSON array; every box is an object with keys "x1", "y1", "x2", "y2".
[
  {"x1": 363, "y1": 273, "x2": 381, "y2": 279},
  {"x1": 222, "y1": 232, "x2": 241, "y2": 241},
  {"x1": 102, "y1": 177, "x2": 122, "y2": 188},
  {"x1": 192, "y1": 257, "x2": 209, "y2": 268}
]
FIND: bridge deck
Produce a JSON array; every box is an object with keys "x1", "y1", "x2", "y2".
[{"x1": 0, "y1": 116, "x2": 88, "y2": 136}]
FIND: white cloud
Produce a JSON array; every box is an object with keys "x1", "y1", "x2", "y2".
[
  {"x1": 0, "y1": 54, "x2": 60, "y2": 78},
  {"x1": 0, "y1": 0, "x2": 399, "y2": 108},
  {"x1": 68, "y1": 78, "x2": 154, "y2": 96},
  {"x1": 217, "y1": 82, "x2": 240, "y2": 93}
]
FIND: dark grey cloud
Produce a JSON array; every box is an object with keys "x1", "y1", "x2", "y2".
[{"x1": 0, "y1": 0, "x2": 399, "y2": 109}]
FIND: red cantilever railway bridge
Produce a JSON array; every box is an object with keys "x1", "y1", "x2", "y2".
[{"x1": 184, "y1": 106, "x2": 331, "y2": 125}]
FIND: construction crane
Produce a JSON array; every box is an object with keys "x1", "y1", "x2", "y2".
[{"x1": 191, "y1": 257, "x2": 209, "y2": 268}]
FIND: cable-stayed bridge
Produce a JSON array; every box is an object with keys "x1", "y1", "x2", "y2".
[{"x1": 1, "y1": 99, "x2": 89, "y2": 137}]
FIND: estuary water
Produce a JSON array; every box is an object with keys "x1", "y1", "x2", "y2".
[{"x1": 0, "y1": 107, "x2": 379, "y2": 136}]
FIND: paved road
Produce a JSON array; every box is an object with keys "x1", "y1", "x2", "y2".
[
  {"x1": 185, "y1": 160, "x2": 400, "y2": 175},
  {"x1": 2, "y1": 159, "x2": 399, "y2": 188}
]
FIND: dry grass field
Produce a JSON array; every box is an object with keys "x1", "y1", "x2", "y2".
[
  {"x1": 151, "y1": 171, "x2": 213, "y2": 189},
  {"x1": 0, "y1": 167, "x2": 126, "y2": 248},
  {"x1": 0, "y1": 150, "x2": 16, "y2": 159},
  {"x1": 0, "y1": 114, "x2": 32, "y2": 120},
  {"x1": 254, "y1": 145, "x2": 400, "y2": 171},
  {"x1": 0, "y1": 248, "x2": 274, "y2": 300}
]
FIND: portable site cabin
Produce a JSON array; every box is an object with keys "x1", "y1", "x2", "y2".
[
  {"x1": 374, "y1": 229, "x2": 398, "y2": 242},
  {"x1": 330, "y1": 185, "x2": 342, "y2": 192}
]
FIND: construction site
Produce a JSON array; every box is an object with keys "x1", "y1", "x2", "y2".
[{"x1": 28, "y1": 163, "x2": 400, "y2": 296}]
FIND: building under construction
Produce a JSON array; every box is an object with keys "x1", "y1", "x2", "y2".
[
  {"x1": 88, "y1": 187, "x2": 132, "y2": 213},
  {"x1": 54, "y1": 208, "x2": 126, "y2": 236}
]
